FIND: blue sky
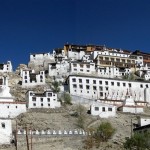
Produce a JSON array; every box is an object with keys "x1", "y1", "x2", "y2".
[{"x1": 0, "y1": 0, "x2": 150, "y2": 69}]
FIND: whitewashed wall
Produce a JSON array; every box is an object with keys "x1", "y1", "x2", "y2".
[{"x1": 0, "y1": 119, "x2": 12, "y2": 144}]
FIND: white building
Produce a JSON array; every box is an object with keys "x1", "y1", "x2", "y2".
[
  {"x1": 29, "y1": 52, "x2": 55, "y2": 64},
  {"x1": 22, "y1": 69, "x2": 45, "y2": 87},
  {"x1": 0, "y1": 76, "x2": 26, "y2": 118},
  {"x1": 90, "y1": 102, "x2": 116, "y2": 118},
  {"x1": 138, "y1": 117, "x2": 150, "y2": 127},
  {"x1": 26, "y1": 90, "x2": 61, "y2": 108},
  {"x1": 0, "y1": 61, "x2": 12, "y2": 72},
  {"x1": 97, "y1": 66, "x2": 131, "y2": 78},
  {"x1": 68, "y1": 75, "x2": 150, "y2": 105},
  {"x1": 136, "y1": 65, "x2": 150, "y2": 81},
  {"x1": 0, "y1": 119, "x2": 12, "y2": 144},
  {"x1": 67, "y1": 48, "x2": 85, "y2": 60},
  {"x1": 91, "y1": 50, "x2": 130, "y2": 60},
  {"x1": 70, "y1": 61, "x2": 95, "y2": 75},
  {"x1": 48, "y1": 60, "x2": 70, "y2": 77}
]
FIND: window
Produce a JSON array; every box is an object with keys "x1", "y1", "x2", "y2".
[
  {"x1": 117, "y1": 82, "x2": 120, "y2": 86},
  {"x1": 100, "y1": 92, "x2": 103, "y2": 97},
  {"x1": 93, "y1": 80, "x2": 96, "y2": 84},
  {"x1": 73, "y1": 64, "x2": 77, "y2": 67},
  {"x1": 25, "y1": 76, "x2": 27, "y2": 79},
  {"x1": 30, "y1": 92, "x2": 33, "y2": 96},
  {"x1": 86, "y1": 65, "x2": 90, "y2": 68},
  {"x1": 33, "y1": 103, "x2": 36, "y2": 106},
  {"x1": 95, "y1": 107, "x2": 99, "y2": 111},
  {"x1": 140, "y1": 84, "x2": 143, "y2": 88},
  {"x1": 86, "y1": 85, "x2": 90, "y2": 90},
  {"x1": 80, "y1": 64, "x2": 83, "y2": 68},
  {"x1": 16, "y1": 106, "x2": 18, "y2": 108},
  {"x1": 80, "y1": 69, "x2": 83, "y2": 72},
  {"x1": 48, "y1": 104, "x2": 50, "y2": 106},
  {"x1": 48, "y1": 93, "x2": 52, "y2": 97},
  {"x1": 53, "y1": 99, "x2": 56, "y2": 101},
  {"x1": 128, "y1": 83, "x2": 131, "y2": 87},
  {"x1": 99, "y1": 81, "x2": 102, "y2": 84},
  {"x1": 111, "y1": 82, "x2": 114, "y2": 86},
  {"x1": 99, "y1": 86, "x2": 103, "y2": 91},
  {"x1": 47, "y1": 98, "x2": 50, "y2": 102},
  {"x1": 146, "y1": 84, "x2": 149, "y2": 88},
  {"x1": 40, "y1": 98, "x2": 43, "y2": 102},
  {"x1": 72, "y1": 78, "x2": 76, "y2": 82},
  {"x1": 40, "y1": 79, "x2": 43, "y2": 82},
  {"x1": 106, "y1": 87, "x2": 108, "y2": 91},
  {"x1": 87, "y1": 70, "x2": 89, "y2": 72},
  {"x1": 79, "y1": 85, "x2": 83, "y2": 89},
  {"x1": 7, "y1": 106, "x2": 9, "y2": 108},
  {"x1": 41, "y1": 103, "x2": 43, "y2": 107},
  {"x1": 1, "y1": 123, "x2": 5, "y2": 129},
  {"x1": 32, "y1": 97, "x2": 36, "y2": 101},
  {"x1": 108, "y1": 108, "x2": 112, "y2": 111},
  {"x1": 93, "y1": 86, "x2": 97, "y2": 90},
  {"x1": 123, "y1": 83, "x2": 126, "y2": 87},
  {"x1": 79, "y1": 79, "x2": 82, "y2": 83},
  {"x1": 73, "y1": 84, "x2": 77, "y2": 88},
  {"x1": 102, "y1": 107, "x2": 105, "y2": 112},
  {"x1": 105, "y1": 81, "x2": 108, "y2": 85},
  {"x1": 25, "y1": 80, "x2": 27, "y2": 83},
  {"x1": 86, "y1": 79, "x2": 89, "y2": 83}
]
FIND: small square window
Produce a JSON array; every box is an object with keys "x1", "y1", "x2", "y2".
[
  {"x1": 100, "y1": 92, "x2": 103, "y2": 97},
  {"x1": 105, "y1": 81, "x2": 108, "y2": 85},
  {"x1": 86, "y1": 79, "x2": 89, "y2": 83},
  {"x1": 79, "y1": 85, "x2": 83, "y2": 89},
  {"x1": 93, "y1": 80, "x2": 96, "y2": 84},
  {"x1": 41, "y1": 103, "x2": 43, "y2": 106},
  {"x1": 32, "y1": 97, "x2": 36, "y2": 101},
  {"x1": 93, "y1": 86, "x2": 97, "y2": 90},
  {"x1": 95, "y1": 107, "x2": 99, "y2": 111},
  {"x1": 86, "y1": 85, "x2": 90, "y2": 90},
  {"x1": 48, "y1": 93, "x2": 52, "y2": 97},
  {"x1": 33, "y1": 103, "x2": 36, "y2": 106},
  {"x1": 140, "y1": 84, "x2": 143, "y2": 88},
  {"x1": 73, "y1": 84, "x2": 77, "y2": 88},
  {"x1": 40, "y1": 98, "x2": 43, "y2": 102},
  {"x1": 47, "y1": 98, "x2": 50, "y2": 102},
  {"x1": 99, "y1": 81, "x2": 102, "y2": 84},
  {"x1": 48, "y1": 104, "x2": 50, "y2": 106},
  {"x1": 129, "y1": 83, "x2": 131, "y2": 87},
  {"x1": 79, "y1": 79, "x2": 82, "y2": 83},
  {"x1": 1, "y1": 123, "x2": 5, "y2": 128},
  {"x1": 117, "y1": 82, "x2": 120, "y2": 86},
  {"x1": 99, "y1": 86, "x2": 103, "y2": 91},
  {"x1": 123, "y1": 83, "x2": 126, "y2": 87},
  {"x1": 102, "y1": 107, "x2": 105, "y2": 112},
  {"x1": 72, "y1": 78, "x2": 76, "y2": 82},
  {"x1": 108, "y1": 108, "x2": 112, "y2": 111},
  {"x1": 111, "y1": 82, "x2": 114, "y2": 86}
]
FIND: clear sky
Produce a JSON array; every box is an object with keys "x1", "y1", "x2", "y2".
[{"x1": 0, "y1": 0, "x2": 150, "y2": 69}]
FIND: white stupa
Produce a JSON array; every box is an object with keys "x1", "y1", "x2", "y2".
[
  {"x1": 0, "y1": 76, "x2": 13, "y2": 102},
  {"x1": 123, "y1": 89, "x2": 135, "y2": 106}
]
